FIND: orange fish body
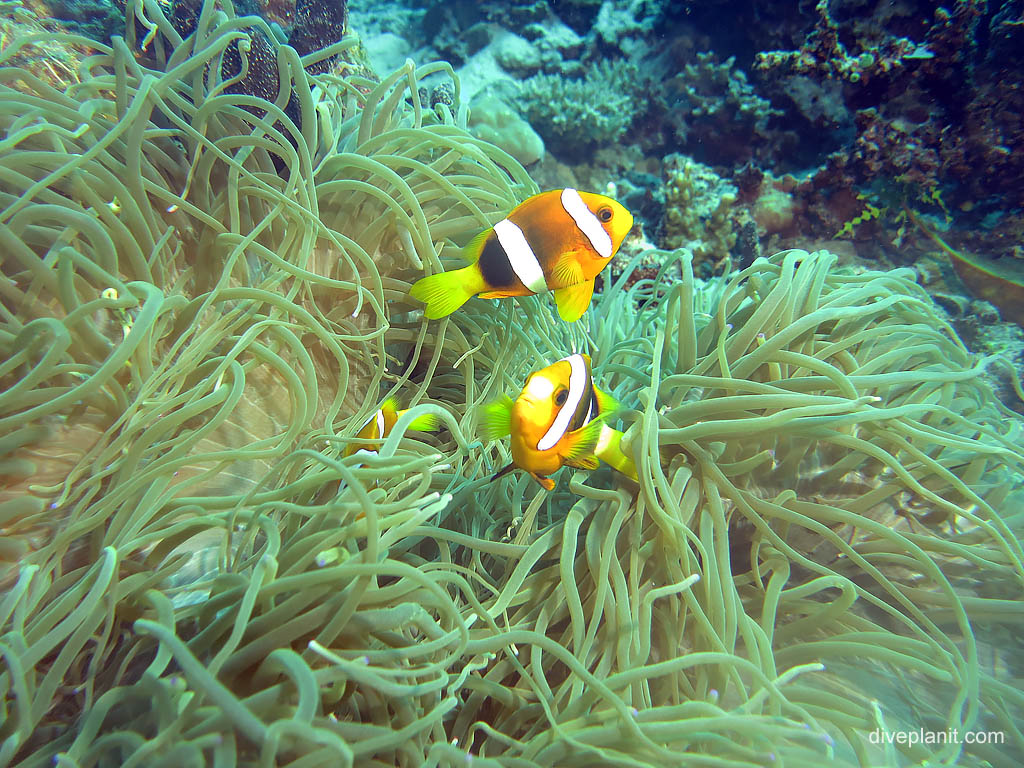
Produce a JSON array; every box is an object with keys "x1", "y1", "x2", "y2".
[
  {"x1": 344, "y1": 398, "x2": 439, "y2": 458},
  {"x1": 480, "y1": 353, "x2": 636, "y2": 490},
  {"x1": 411, "y1": 189, "x2": 634, "y2": 322}
]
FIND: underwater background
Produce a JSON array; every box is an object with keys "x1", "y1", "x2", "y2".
[{"x1": 1, "y1": 0, "x2": 1023, "y2": 766}]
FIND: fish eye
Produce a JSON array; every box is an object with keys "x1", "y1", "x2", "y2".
[
  {"x1": 554, "y1": 389, "x2": 569, "y2": 406},
  {"x1": 598, "y1": 206, "x2": 613, "y2": 222}
]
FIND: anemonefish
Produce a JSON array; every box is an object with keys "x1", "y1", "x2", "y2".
[
  {"x1": 479, "y1": 353, "x2": 638, "y2": 490},
  {"x1": 343, "y1": 398, "x2": 439, "y2": 458},
  {"x1": 410, "y1": 189, "x2": 634, "y2": 322}
]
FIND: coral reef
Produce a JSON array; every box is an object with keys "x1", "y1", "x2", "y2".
[
  {"x1": 467, "y1": 94, "x2": 546, "y2": 166},
  {"x1": 520, "y1": 59, "x2": 646, "y2": 160},
  {"x1": 661, "y1": 154, "x2": 738, "y2": 272},
  {"x1": 751, "y1": 0, "x2": 1024, "y2": 274},
  {"x1": 660, "y1": 52, "x2": 783, "y2": 168}
]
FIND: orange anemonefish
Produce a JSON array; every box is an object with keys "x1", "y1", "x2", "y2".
[
  {"x1": 410, "y1": 189, "x2": 634, "y2": 322},
  {"x1": 480, "y1": 353, "x2": 638, "y2": 490},
  {"x1": 343, "y1": 398, "x2": 439, "y2": 458}
]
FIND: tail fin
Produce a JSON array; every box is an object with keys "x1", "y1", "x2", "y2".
[
  {"x1": 410, "y1": 267, "x2": 479, "y2": 319},
  {"x1": 594, "y1": 424, "x2": 639, "y2": 481}
]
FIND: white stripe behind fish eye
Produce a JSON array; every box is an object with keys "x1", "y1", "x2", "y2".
[
  {"x1": 537, "y1": 354, "x2": 586, "y2": 452},
  {"x1": 560, "y1": 188, "x2": 613, "y2": 258},
  {"x1": 375, "y1": 409, "x2": 385, "y2": 439},
  {"x1": 493, "y1": 218, "x2": 548, "y2": 294}
]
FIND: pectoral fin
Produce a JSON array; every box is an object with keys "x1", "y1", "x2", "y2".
[
  {"x1": 550, "y1": 254, "x2": 585, "y2": 287},
  {"x1": 479, "y1": 395, "x2": 514, "y2": 440},
  {"x1": 553, "y1": 280, "x2": 595, "y2": 323}
]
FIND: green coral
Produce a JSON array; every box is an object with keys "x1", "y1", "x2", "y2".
[
  {"x1": 0, "y1": 1, "x2": 1023, "y2": 766},
  {"x1": 519, "y1": 59, "x2": 644, "y2": 157}
]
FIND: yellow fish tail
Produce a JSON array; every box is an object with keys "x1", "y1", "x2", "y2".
[
  {"x1": 410, "y1": 267, "x2": 480, "y2": 319},
  {"x1": 594, "y1": 424, "x2": 638, "y2": 481}
]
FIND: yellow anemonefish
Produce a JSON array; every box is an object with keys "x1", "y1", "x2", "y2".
[
  {"x1": 479, "y1": 353, "x2": 638, "y2": 490},
  {"x1": 343, "y1": 398, "x2": 439, "y2": 458},
  {"x1": 410, "y1": 189, "x2": 634, "y2": 322}
]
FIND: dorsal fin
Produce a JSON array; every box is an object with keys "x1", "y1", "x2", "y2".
[
  {"x1": 593, "y1": 385, "x2": 621, "y2": 419},
  {"x1": 462, "y1": 228, "x2": 492, "y2": 264}
]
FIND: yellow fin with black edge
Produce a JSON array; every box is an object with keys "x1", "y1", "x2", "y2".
[
  {"x1": 410, "y1": 266, "x2": 480, "y2": 319},
  {"x1": 396, "y1": 407, "x2": 440, "y2": 432},
  {"x1": 593, "y1": 384, "x2": 621, "y2": 419},
  {"x1": 479, "y1": 394, "x2": 514, "y2": 441},
  {"x1": 561, "y1": 418, "x2": 602, "y2": 462},
  {"x1": 462, "y1": 228, "x2": 491, "y2": 264},
  {"x1": 553, "y1": 280, "x2": 595, "y2": 322}
]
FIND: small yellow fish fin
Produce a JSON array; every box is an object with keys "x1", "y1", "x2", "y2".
[
  {"x1": 594, "y1": 424, "x2": 639, "y2": 481},
  {"x1": 478, "y1": 290, "x2": 517, "y2": 299},
  {"x1": 409, "y1": 267, "x2": 480, "y2": 319},
  {"x1": 561, "y1": 418, "x2": 602, "y2": 463},
  {"x1": 479, "y1": 394, "x2": 514, "y2": 441},
  {"x1": 530, "y1": 472, "x2": 556, "y2": 491},
  {"x1": 396, "y1": 408, "x2": 441, "y2": 432},
  {"x1": 380, "y1": 397, "x2": 400, "y2": 419},
  {"x1": 553, "y1": 280, "x2": 595, "y2": 323},
  {"x1": 550, "y1": 253, "x2": 585, "y2": 287},
  {"x1": 462, "y1": 229, "x2": 491, "y2": 264},
  {"x1": 593, "y1": 385, "x2": 621, "y2": 419}
]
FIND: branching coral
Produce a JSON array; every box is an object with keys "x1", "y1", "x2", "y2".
[
  {"x1": 663, "y1": 52, "x2": 782, "y2": 168},
  {"x1": 519, "y1": 59, "x2": 645, "y2": 159},
  {"x1": 1, "y1": 1, "x2": 1023, "y2": 767}
]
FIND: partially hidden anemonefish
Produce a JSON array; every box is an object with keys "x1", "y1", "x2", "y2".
[
  {"x1": 343, "y1": 398, "x2": 439, "y2": 458},
  {"x1": 410, "y1": 188, "x2": 634, "y2": 323},
  {"x1": 480, "y1": 353, "x2": 639, "y2": 490}
]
